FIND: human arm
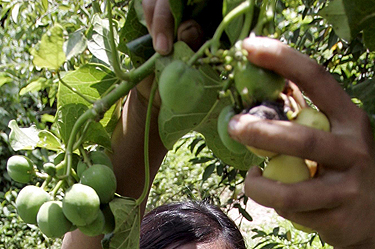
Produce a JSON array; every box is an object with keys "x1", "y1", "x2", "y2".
[{"x1": 228, "y1": 37, "x2": 375, "y2": 248}]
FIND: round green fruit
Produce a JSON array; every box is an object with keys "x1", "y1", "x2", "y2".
[
  {"x1": 16, "y1": 185, "x2": 51, "y2": 224},
  {"x1": 80, "y1": 164, "x2": 117, "y2": 204},
  {"x1": 293, "y1": 107, "x2": 330, "y2": 132},
  {"x1": 76, "y1": 160, "x2": 88, "y2": 179},
  {"x1": 158, "y1": 60, "x2": 205, "y2": 114},
  {"x1": 247, "y1": 146, "x2": 278, "y2": 158},
  {"x1": 37, "y1": 201, "x2": 73, "y2": 238},
  {"x1": 89, "y1": 150, "x2": 113, "y2": 170},
  {"x1": 7, "y1": 155, "x2": 35, "y2": 183},
  {"x1": 78, "y1": 209, "x2": 105, "y2": 237},
  {"x1": 62, "y1": 183, "x2": 100, "y2": 226},
  {"x1": 43, "y1": 162, "x2": 56, "y2": 177},
  {"x1": 234, "y1": 61, "x2": 285, "y2": 105},
  {"x1": 263, "y1": 155, "x2": 310, "y2": 184},
  {"x1": 217, "y1": 105, "x2": 247, "y2": 155}
]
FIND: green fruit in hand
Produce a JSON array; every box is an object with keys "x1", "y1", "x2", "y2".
[
  {"x1": 234, "y1": 61, "x2": 285, "y2": 105},
  {"x1": 291, "y1": 221, "x2": 315, "y2": 233},
  {"x1": 80, "y1": 164, "x2": 117, "y2": 204},
  {"x1": 62, "y1": 183, "x2": 100, "y2": 226},
  {"x1": 7, "y1": 155, "x2": 35, "y2": 183},
  {"x1": 16, "y1": 185, "x2": 51, "y2": 224},
  {"x1": 263, "y1": 155, "x2": 310, "y2": 184},
  {"x1": 293, "y1": 107, "x2": 330, "y2": 132},
  {"x1": 89, "y1": 150, "x2": 113, "y2": 170},
  {"x1": 78, "y1": 209, "x2": 105, "y2": 237},
  {"x1": 218, "y1": 106, "x2": 247, "y2": 156},
  {"x1": 101, "y1": 204, "x2": 115, "y2": 234},
  {"x1": 43, "y1": 162, "x2": 56, "y2": 177},
  {"x1": 158, "y1": 60, "x2": 205, "y2": 114},
  {"x1": 37, "y1": 201, "x2": 73, "y2": 238},
  {"x1": 247, "y1": 146, "x2": 278, "y2": 158}
]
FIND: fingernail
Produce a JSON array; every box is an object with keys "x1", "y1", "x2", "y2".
[{"x1": 155, "y1": 33, "x2": 171, "y2": 55}]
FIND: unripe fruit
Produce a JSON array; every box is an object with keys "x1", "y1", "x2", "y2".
[
  {"x1": 16, "y1": 186, "x2": 51, "y2": 224},
  {"x1": 80, "y1": 164, "x2": 117, "y2": 204},
  {"x1": 263, "y1": 155, "x2": 310, "y2": 184},
  {"x1": 62, "y1": 183, "x2": 100, "y2": 226},
  {"x1": 78, "y1": 210, "x2": 105, "y2": 237},
  {"x1": 7, "y1": 155, "x2": 35, "y2": 183},
  {"x1": 158, "y1": 60, "x2": 205, "y2": 114},
  {"x1": 234, "y1": 61, "x2": 285, "y2": 105},
  {"x1": 293, "y1": 107, "x2": 330, "y2": 132},
  {"x1": 37, "y1": 201, "x2": 73, "y2": 238},
  {"x1": 43, "y1": 162, "x2": 56, "y2": 177},
  {"x1": 291, "y1": 221, "x2": 315, "y2": 233},
  {"x1": 89, "y1": 150, "x2": 113, "y2": 170},
  {"x1": 247, "y1": 146, "x2": 278, "y2": 158},
  {"x1": 76, "y1": 160, "x2": 87, "y2": 178},
  {"x1": 217, "y1": 106, "x2": 248, "y2": 156}
]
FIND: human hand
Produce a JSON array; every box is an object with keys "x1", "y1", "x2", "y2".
[
  {"x1": 228, "y1": 37, "x2": 375, "y2": 248},
  {"x1": 142, "y1": 0, "x2": 204, "y2": 55}
]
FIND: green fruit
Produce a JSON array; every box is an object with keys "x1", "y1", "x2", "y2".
[
  {"x1": 43, "y1": 162, "x2": 56, "y2": 177},
  {"x1": 80, "y1": 164, "x2": 117, "y2": 204},
  {"x1": 62, "y1": 183, "x2": 100, "y2": 226},
  {"x1": 293, "y1": 107, "x2": 330, "y2": 132},
  {"x1": 217, "y1": 105, "x2": 247, "y2": 155},
  {"x1": 263, "y1": 155, "x2": 310, "y2": 184},
  {"x1": 291, "y1": 221, "x2": 315, "y2": 233},
  {"x1": 78, "y1": 210, "x2": 105, "y2": 237},
  {"x1": 37, "y1": 201, "x2": 73, "y2": 238},
  {"x1": 7, "y1": 155, "x2": 35, "y2": 183},
  {"x1": 76, "y1": 160, "x2": 88, "y2": 178},
  {"x1": 158, "y1": 60, "x2": 205, "y2": 114},
  {"x1": 234, "y1": 61, "x2": 285, "y2": 105},
  {"x1": 247, "y1": 146, "x2": 278, "y2": 158},
  {"x1": 89, "y1": 150, "x2": 113, "y2": 170},
  {"x1": 101, "y1": 204, "x2": 115, "y2": 234},
  {"x1": 16, "y1": 186, "x2": 51, "y2": 224}
]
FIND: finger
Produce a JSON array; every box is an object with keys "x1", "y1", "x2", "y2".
[
  {"x1": 177, "y1": 20, "x2": 204, "y2": 51},
  {"x1": 244, "y1": 166, "x2": 347, "y2": 212},
  {"x1": 229, "y1": 114, "x2": 357, "y2": 168},
  {"x1": 241, "y1": 37, "x2": 357, "y2": 123},
  {"x1": 142, "y1": 0, "x2": 156, "y2": 33},
  {"x1": 151, "y1": 0, "x2": 174, "y2": 55}
]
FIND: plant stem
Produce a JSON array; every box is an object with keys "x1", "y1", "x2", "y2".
[
  {"x1": 106, "y1": 0, "x2": 130, "y2": 81},
  {"x1": 136, "y1": 79, "x2": 158, "y2": 206},
  {"x1": 50, "y1": 179, "x2": 65, "y2": 197},
  {"x1": 210, "y1": 1, "x2": 251, "y2": 54},
  {"x1": 238, "y1": 0, "x2": 255, "y2": 40}
]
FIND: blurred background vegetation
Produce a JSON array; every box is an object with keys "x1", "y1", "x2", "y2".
[{"x1": 1, "y1": 0, "x2": 373, "y2": 248}]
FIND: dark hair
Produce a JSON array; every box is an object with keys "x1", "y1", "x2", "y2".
[{"x1": 140, "y1": 201, "x2": 246, "y2": 249}]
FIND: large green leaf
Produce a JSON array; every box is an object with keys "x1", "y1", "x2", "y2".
[
  {"x1": 106, "y1": 197, "x2": 140, "y2": 249},
  {"x1": 57, "y1": 63, "x2": 119, "y2": 149},
  {"x1": 30, "y1": 24, "x2": 66, "y2": 70},
  {"x1": 319, "y1": 0, "x2": 375, "y2": 50}
]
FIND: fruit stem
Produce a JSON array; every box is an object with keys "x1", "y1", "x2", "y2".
[
  {"x1": 106, "y1": 0, "x2": 130, "y2": 81},
  {"x1": 136, "y1": 79, "x2": 158, "y2": 206},
  {"x1": 41, "y1": 176, "x2": 52, "y2": 189},
  {"x1": 238, "y1": 0, "x2": 255, "y2": 40},
  {"x1": 73, "y1": 120, "x2": 93, "y2": 151},
  {"x1": 50, "y1": 179, "x2": 65, "y2": 198},
  {"x1": 210, "y1": 1, "x2": 251, "y2": 54}
]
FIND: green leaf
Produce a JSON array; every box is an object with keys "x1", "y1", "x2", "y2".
[
  {"x1": 107, "y1": 197, "x2": 140, "y2": 249},
  {"x1": 8, "y1": 120, "x2": 62, "y2": 151},
  {"x1": 64, "y1": 29, "x2": 87, "y2": 60},
  {"x1": 169, "y1": 0, "x2": 186, "y2": 34},
  {"x1": 58, "y1": 63, "x2": 119, "y2": 129},
  {"x1": 319, "y1": 0, "x2": 375, "y2": 49},
  {"x1": 87, "y1": 14, "x2": 117, "y2": 66},
  {"x1": 30, "y1": 24, "x2": 66, "y2": 70},
  {"x1": 19, "y1": 78, "x2": 52, "y2": 95},
  {"x1": 223, "y1": 0, "x2": 246, "y2": 44},
  {"x1": 0, "y1": 72, "x2": 13, "y2": 87}
]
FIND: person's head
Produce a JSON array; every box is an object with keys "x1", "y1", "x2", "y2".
[{"x1": 140, "y1": 201, "x2": 246, "y2": 249}]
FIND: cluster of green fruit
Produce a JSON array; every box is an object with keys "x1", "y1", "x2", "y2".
[{"x1": 7, "y1": 150, "x2": 117, "y2": 238}]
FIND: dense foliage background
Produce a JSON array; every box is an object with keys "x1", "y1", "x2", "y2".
[{"x1": 1, "y1": 0, "x2": 374, "y2": 248}]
